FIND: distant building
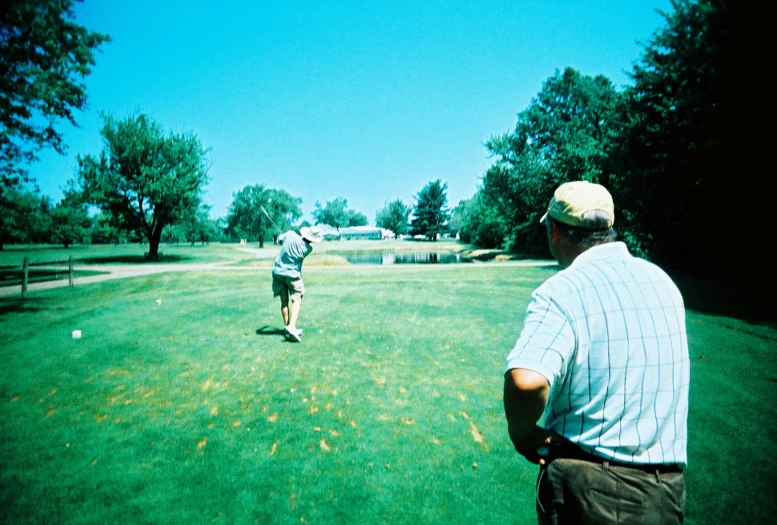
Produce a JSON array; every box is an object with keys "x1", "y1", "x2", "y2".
[
  {"x1": 339, "y1": 226, "x2": 383, "y2": 240},
  {"x1": 310, "y1": 224, "x2": 340, "y2": 241}
]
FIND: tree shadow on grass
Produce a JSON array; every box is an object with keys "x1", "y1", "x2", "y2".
[
  {"x1": 0, "y1": 297, "x2": 47, "y2": 316},
  {"x1": 78, "y1": 254, "x2": 190, "y2": 264},
  {"x1": 675, "y1": 275, "x2": 777, "y2": 327}
]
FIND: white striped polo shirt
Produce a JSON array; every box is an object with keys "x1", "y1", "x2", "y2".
[
  {"x1": 272, "y1": 231, "x2": 312, "y2": 278},
  {"x1": 505, "y1": 242, "x2": 689, "y2": 467}
]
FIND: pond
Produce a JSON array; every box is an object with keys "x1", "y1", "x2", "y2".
[{"x1": 335, "y1": 251, "x2": 472, "y2": 265}]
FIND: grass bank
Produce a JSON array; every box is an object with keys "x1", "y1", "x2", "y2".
[{"x1": 1, "y1": 265, "x2": 775, "y2": 523}]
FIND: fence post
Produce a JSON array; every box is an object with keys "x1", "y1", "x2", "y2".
[
  {"x1": 22, "y1": 257, "x2": 29, "y2": 297},
  {"x1": 68, "y1": 255, "x2": 74, "y2": 287}
]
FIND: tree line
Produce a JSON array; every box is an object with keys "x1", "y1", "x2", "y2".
[
  {"x1": 455, "y1": 0, "x2": 752, "y2": 286},
  {"x1": 2, "y1": 0, "x2": 757, "y2": 290}
]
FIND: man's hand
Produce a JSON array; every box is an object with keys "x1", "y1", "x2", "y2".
[{"x1": 508, "y1": 425, "x2": 563, "y2": 465}]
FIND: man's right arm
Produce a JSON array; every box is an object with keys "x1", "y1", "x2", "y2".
[
  {"x1": 503, "y1": 288, "x2": 573, "y2": 463},
  {"x1": 503, "y1": 369, "x2": 554, "y2": 463}
]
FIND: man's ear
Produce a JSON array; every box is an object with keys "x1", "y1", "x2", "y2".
[{"x1": 549, "y1": 220, "x2": 564, "y2": 244}]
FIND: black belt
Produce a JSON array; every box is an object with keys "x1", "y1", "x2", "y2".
[{"x1": 547, "y1": 441, "x2": 683, "y2": 474}]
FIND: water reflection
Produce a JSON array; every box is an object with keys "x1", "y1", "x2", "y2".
[{"x1": 337, "y1": 251, "x2": 472, "y2": 265}]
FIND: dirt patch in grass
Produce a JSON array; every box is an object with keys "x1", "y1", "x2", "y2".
[{"x1": 464, "y1": 249, "x2": 513, "y2": 261}]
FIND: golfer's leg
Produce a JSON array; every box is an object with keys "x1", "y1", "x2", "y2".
[
  {"x1": 280, "y1": 293, "x2": 290, "y2": 326},
  {"x1": 288, "y1": 298, "x2": 302, "y2": 329},
  {"x1": 272, "y1": 273, "x2": 290, "y2": 326}
]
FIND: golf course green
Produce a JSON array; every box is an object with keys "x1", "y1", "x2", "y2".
[{"x1": 1, "y1": 243, "x2": 775, "y2": 524}]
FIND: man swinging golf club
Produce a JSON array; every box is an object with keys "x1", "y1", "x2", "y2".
[{"x1": 271, "y1": 225, "x2": 322, "y2": 342}]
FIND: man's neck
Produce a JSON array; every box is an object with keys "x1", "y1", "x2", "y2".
[{"x1": 558, "y1": 241, "x2": 612, "y2": 268}]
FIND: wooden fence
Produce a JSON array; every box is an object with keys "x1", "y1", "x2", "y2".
[{"x1": 0, "y1": 256, "x2": 75, "y2": 297}]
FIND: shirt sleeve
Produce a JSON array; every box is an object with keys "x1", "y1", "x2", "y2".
[{"x1": 504, "y1": 288, "x2": 575, "y2": 388}]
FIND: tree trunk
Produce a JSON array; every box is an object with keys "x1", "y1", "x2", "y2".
[
  {"x1": 147, "y1": 225, "x2": 164, "y2": 260},
  {"x1": 259, "y1": 237, "x2": 264, "y2": 248}
]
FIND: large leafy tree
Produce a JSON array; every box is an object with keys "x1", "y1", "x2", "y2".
[
  {"x1": 76, "y1": 113, "x2": 210, "y2": 260},
  {"x1": 226, "y1": 184, "x2": 266, "y2": 243},
  {"x1": 50, "y1": 197, "x2": 90, "y2": 248},
  {"x1": 0, "y1": 186, "x2": 41, "y2": 248},
  {"x1": 26, "y1": 193, "x2": 54, "y2": 244},
  {"x1": 478, "y1": 156, "x2": 554, "y2": 253},
  {"x1": 410, "y1": 180, "x2": 449, "y2": 241},
  {"x1": 375, "y1": 199, "x2": 411, "y2": 237},
  {"x1": 163, "y1": 203, "x2": 218, "y2": 246},
  {"x1": 347, "y1": 209, "x2": 368, "y2": 228},
  {"x1": 263, "y1": 189, "x2": 304, "y2": 233},
  {"x1": 181, "y1": 203, "x2": 217, "y2": 245},
  {"x1": 211, "y1": 216, "x2": 228, "y2": 243},
  {"x1": 451, "y1": 193, "x2": 507, "y2": 249},
  {"x1": 89, "y1": 211, "x2": 120, "y2": 244},
  {"x1": 226, "y1": 184, "x2": 302, "y2": 246},
  {"x1": 0, "y1": 0, "x2": 110, "y2": 186},
  {"x1": 493, "y1": 67, "x2": 624, "y2": 189},
  {"x1": 476, "y1": 67, "x2": 625, "y2": 253},
  {"x1": 620, "y1": 0, "x2": 744, "y2": 274},
  {"x1": 312, "y1": 197, "x2": 367, "y2": 229}
]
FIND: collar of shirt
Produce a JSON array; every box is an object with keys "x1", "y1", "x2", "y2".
[{"x1": 569, "y1": 241, "x2": 629, "y2": 268}]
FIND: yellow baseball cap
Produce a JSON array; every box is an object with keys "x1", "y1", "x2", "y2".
[{"x1": 540, "y1": 181, "x2": 614, "y2": 228}]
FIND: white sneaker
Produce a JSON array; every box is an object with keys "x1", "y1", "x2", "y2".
[
  {"x1": 285, "y1": 325, "x2": 302, "y2": 343},
  {"x1": 282, "y1": 328, "x2": 303, "y2": 340}
]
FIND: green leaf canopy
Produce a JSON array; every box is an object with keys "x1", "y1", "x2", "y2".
[{"x1": 76, "y1": 113, "x2": 210, "y2": 260}]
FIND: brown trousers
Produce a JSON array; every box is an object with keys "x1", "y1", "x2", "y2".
[{"x1": 536, "y1": 458, "x2": 685, "y2": 525}]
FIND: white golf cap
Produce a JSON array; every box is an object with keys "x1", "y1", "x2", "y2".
[{"x1": 300, "y1": 226, "x2": 322, "y2": 243}]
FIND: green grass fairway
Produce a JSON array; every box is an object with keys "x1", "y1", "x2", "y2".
[
  {"x1": 0, "y1": 243, "x2": 255, "y2": 268},
  {"x1": 1, "y1": 265, "x2": 775, "y2": 524}
]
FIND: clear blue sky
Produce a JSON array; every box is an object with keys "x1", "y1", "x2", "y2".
[{"x1": 29, "y1": 0, "x2": 671, "y2": 223}]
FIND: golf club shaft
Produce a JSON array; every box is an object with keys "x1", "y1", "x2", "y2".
[{"x1": 260, "y1": 204, "x2": 283, "y2": 234}]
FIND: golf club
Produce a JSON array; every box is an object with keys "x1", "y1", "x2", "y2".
[{"x1": 260, "y1": 204, "x2": 283, "y2": 235}]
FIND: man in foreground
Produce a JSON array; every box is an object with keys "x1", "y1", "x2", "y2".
[
  {"x1": 503, "y1": 181, "x2": 689, "y2": 524},
  {"x1": 271, "y1": 226, "x2": 321, "y2": 342}
]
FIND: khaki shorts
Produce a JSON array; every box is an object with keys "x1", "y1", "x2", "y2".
[{"x1": 272, "y1": 273, "x2": 305, "y2": 301}]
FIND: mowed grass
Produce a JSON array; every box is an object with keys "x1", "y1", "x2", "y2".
[
  {"x1": 0, "y1": 243, "x2": 256, "y2": 268},
  {"x1": 1, "y1": 265, "x2": 775, "y2": 524}
]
